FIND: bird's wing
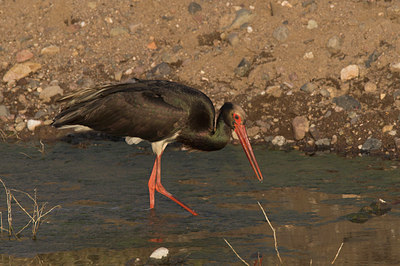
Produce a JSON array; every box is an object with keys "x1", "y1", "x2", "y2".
[{"x1": 54, "y1": 87, "x2": 187, "y2": 142}]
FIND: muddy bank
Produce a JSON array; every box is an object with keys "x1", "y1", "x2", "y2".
[{"x1": 1, "y1": 0, "x2": 400, "y2": 158}]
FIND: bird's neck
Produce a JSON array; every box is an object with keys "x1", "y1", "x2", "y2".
[{"x1": 178, "y1": 114, "x2": 231, "y2": 151}]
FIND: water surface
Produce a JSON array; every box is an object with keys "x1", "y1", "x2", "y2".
[{"x1": 0, "y1": 141, "x2": 399, "y2": 265}]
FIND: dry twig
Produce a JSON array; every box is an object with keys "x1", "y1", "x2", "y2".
[
  {"x1": 331, "y1": 242, "x2": 344, "y2": 264},
  {"x1": 224, "y1": 238, "x2": 249, "y2": 266},
  {"x1": 258, "y1": 201, "x2": 283, "y2": 264}
]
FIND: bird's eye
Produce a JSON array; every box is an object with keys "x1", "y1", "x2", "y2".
[{"x1": 233, "y1": 113, "x2": 241, "y2": 124}]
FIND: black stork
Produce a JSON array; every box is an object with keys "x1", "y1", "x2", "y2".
[{"x1": 52, "y1": 79, "x2": 263, "y2": 216}]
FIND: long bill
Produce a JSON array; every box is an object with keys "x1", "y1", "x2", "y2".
[{"x1": 234, "y1": 124, "x2": 264, "y2": 182}]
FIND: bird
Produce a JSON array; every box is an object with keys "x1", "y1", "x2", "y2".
[{"x1": 52, "y1": 79, "x2": 263, "y2": 216}]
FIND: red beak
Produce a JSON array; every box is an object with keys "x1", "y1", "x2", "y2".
[{"x1": 234, "y1": 124, "x2": 264, "y2": 182}]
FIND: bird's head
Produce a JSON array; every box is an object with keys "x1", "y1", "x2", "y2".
[{"x1": 220, "y1": 102, "x2": 263, "y2": 182}]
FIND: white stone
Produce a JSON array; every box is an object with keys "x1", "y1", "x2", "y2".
[
  {"x1": 271, "y1": 136, "x2": 286, "y2": 146},
  {"x1": 27, "y1": 119, "x2": 42, "y2": 131},
  {"x1": 149, "y1": 247, "x2": 169, "y2": 260},
  {"x1": 340, "y1": 65, "x2": 359, "y2": 81}
]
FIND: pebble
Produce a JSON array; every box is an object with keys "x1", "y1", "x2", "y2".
[
  {"x1": 16, "y1": 49, "x2": 34, "y2": 63},
  {"x1": 340, "y1": 65, "x2": 359, "y2": 81},
  {"x1": 300, "y1": 82, "x2": 317, "y2": 93},
  {"x1": 382, "y1": 125, "x2": 393, "y2": 133},
  {"x1": 227, "y1": 9, "x2": 254, "y2": 30},
  {"x1": 307, "y1": 19, "x2": 318, "y2": 29},
  {"x1": 315, "y1": 138, "x2": 330, "y2": 146},
  {"x1": 364, "y1": 82, "x2": 377, "y2": 93},
  {"x1": 395, "y1": 138, "x2": 400, "y2": 150},
  {"x1": 147, "y1": 41, "x2": 157, "y2": 50},
  {"x1": 146, "y1": 62, "x2": 171, "y2": 79},
  {"x1": 247, "y1": 126, "x2": 260, "y2": 138},
  {"x1": 393, "y1": 89, "x2": 400, "y2": 100},
  {"x1": 266, "y1": 85, "x2": 282, "y2": 98},
  {"x1": 3, "y1": 62, "x2": 42, "y2": 82},
  {"x1": 303, "y1": 52, "x2": 314, "y2": 59},
  {"x1": 0, "y1": 105, "x2": 10, "y2": 117},
  {"x1": 15, "y1": 121, "x2": 26, "y2": 132},
  {"x1": 273, "y1": 25, "x2": 289, "y2": 42},
  {"x1": 292, "y1": 116, "x2": 309, "y2": 140},
  {"x1": 40, "y1": 45, "x2": 60, "y2": 55},
  {"x1": 326, "y1": 35, "x2": 342, "y2": 55},
  {"x1": 227, "y1": 32, "x2": 240, "y2": 46},
  {"x1": 333, "y1": 95, "x2": 361, "y2": 111},
  {"x1": 361, "y1": 138, "x2": 382, "y2": 151},
  {"x1": 114, "y1": 70, "x2": 123, "y2": 81},
  {"x1": 271, "y1": 135, "x2": 286, "y2": 146},
  {"x1": 149, "y1": 247, "x2": 169, "y2": 261},
  {"x1": 331, "y1": 135, "x2": 338, "y2": 144},
  {"x1": 27, "y1": 119, "x2": 42, "y2": 131},
  {"x1": 188, "y1": 2, "x2": 202, "y2": 14},
  {"x1": 320, "y1": 88, "x2": 330, "y2": 97},
  {"x1": 39, "y1": 85, "x2": 64, "y2": 102},
  {"x1": 110, "y1": 27, "x2": 129, "y2": 37},
  {"x1": 389, "y1": 62, "x2": 400, "y2": 73},
  {"x1": 234, "y1": 58, "x2": 251, "y2": 77}
]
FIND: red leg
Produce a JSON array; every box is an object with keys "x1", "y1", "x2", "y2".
[
  {"x1": 154, "y1": 154, "x2": 198, "y2": 216},
  {"x1": 148, "y1": 157, "x2": 158, "y2": 209}
]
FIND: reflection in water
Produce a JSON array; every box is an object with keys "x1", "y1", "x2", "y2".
[{"x1": 0, "y1": 141, "x2": 399, "y2": 265}]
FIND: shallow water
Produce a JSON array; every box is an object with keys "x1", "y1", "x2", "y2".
[{"x1": 0, "y1": 140, "x2": 399, "y2": 265}]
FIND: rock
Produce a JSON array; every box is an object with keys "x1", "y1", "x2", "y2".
[
  {"x1": 226, "y1": 9, "x2": 254, "y2": 30},
  {"x1": 309, "y1": 125, "x2": 321, "y2": 140},
  {"x1": 365, "y1": 50, "x2": 381, "y2": 68},
  {"x1": 265, "y1": 85, "x2": 282, "y2": 98},
  {"x1": 390, "y1": 62, "x2": 400, "y2": 73},
  {"x1": 271, "y1": 136, "x2": 286, "y2": 146},
  {"x1": 326, "y1": 35, "x2": 342, "y2": 55},
  {"x1": 234, "y1": 58, "x2": 251, "y2": 77},
  {"x1": 320, "y1": 88, "x2": 330, "y2": 97},
  {"x1": 0, "y1": 105, "x2": 10, "y2": 117},
  {"x1": 361, "y1": 138, "x2": 382, "y2": 151},
  {"x1": 227, "y1": 32, "x2": 239, "y2": 46},
  {"x1": 15, "y1": 121, "x2": 26, "y2": 132},
  {"x1": 364, "y1": 82, "x2": 377, "y2": 93},
  {"x1": 394, "y1": 89, "x2": 400, "y2": 100},
  {"x1": 248, "y1": 64, "x2": 270, "y2": 88},
  {"x1": 114, "y1": 70, "x2": 123, "y2": 81},
  {"x1": 307, "y1": 19, "x2": 318, "y2": 29},
  {"x1": 382, "y1": 125, "x2": 393, "y2": 133},
  {"x1": 292, "y1": 116, "x2": 309, "y2": 140},
  {"x1": 40, "y1": 45, "x2": 60, "y2": 55},
  {"x1": 395, "y1": 138, "x2": 400, "y2": 150},
  {"x1": 39, "y1": 85, "x2": 63, "y2": 102},
  {"x1": 146, "y1": 62, "x2": 171, "y2": 79},
  {"x1": 129, "y1": 23, "x2": 142, "y2": 34},
  {"x1": 273, "y1": 25, "x2": 289, "y2": 42},
  {"x1": 333, "y1": 95, "x2": 361, "y2": 111},
  {"x1": 16, "y1": 49, "x2": 34, "y2": 63},
  {"x1": 247, "y1": 126, "x2": 260, "y2": 138},
  {"x1": 147, "y1": 41, "x2": 157, "y2": 50},
  {"x1": 27, "y1": 119, "x2": 42, "y2": 131},
  {"x1": 315, "y1": 138, "x2": 330, "y2": 146},
  {"x1": 110, "y1": 27, "x2": 129, "y2": 37},
  {"x1": 188, "y1": 2, "x2": 202, "y2": 14},
  {"x1": 340, "y1": 65, "x2": 359, "y2": 81},
  {"x1": 331, "y1": 135, "x2": 338, "y2": 144},
  {"x1": 303, "y1": 52, "x2": 314, "y2": 59},
  {"x1": 3, "y1": 62, "x2": 42, "y2": 82},
  {"x1": 149, "y1": 247, "x2": 169, "y2": 262},
  {"x1": 300, "y1": 82, "x2": 317, "y2": 93}
]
